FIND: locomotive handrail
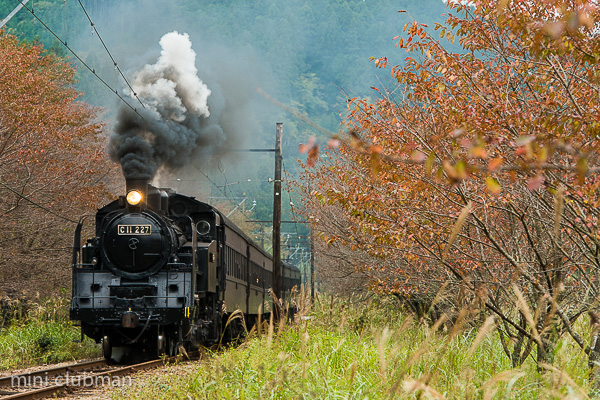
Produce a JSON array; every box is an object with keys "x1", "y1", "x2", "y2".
[
  {"x1": 192, "y1": 218, "x2": 198, "y2": 295},
  {"x1": 72, "y1": 295, "x2": 190, "y2": 305},
  {"x1": 71, "y1": 216, "x2": 89, "y2": 307},
  {"x1": 72, "y1": 216, "x2": 88, "y2": 267}
]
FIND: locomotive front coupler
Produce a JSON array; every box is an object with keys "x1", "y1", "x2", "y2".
[{"x1": 121, "y1": 311, "x2": 139, "y2": 328}]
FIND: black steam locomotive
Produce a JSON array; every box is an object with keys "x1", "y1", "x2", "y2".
[{"x1": 70, "y1": 179, "x2": 301, "y2": 360}]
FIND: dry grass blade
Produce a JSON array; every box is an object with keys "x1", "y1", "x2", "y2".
[
  {"x1": 431, "y1": 314, "x2": 448, "y2": 334},
  {"x1": 481, "y1": 370, "x2": 526, "y2": 400},
  {"x1": 398, "y1": 314, "x2": 414, "y2": 333},
  {"x1": 427, "y1": 281, "x2": 451, "y2": 316},
  {"x1": 219, "y1": 309, "x2": 246, "y2": 345},
  {"x1": 257, "y1": 303, "x2": 263, "y2": 336},
  {"x1": 376, "y1": 327, "x2": 391, "y2": 379},
  {"x1": 468, "y1": 316, "x2": 496, "y2": 357},
  {"x1": 294, "y1": 284, "x2": 312, "y2": 323},
  {"x1": 443, "y1": 201, "x2": 472, "y2": 260},
  {"x1": 405, "y1": 342, "x2": 430, "y2": 369},
  {"x1": 448, "y1": 309, "x2": 469, "y2": 340},
  {"x1": 539, "y1": 363, "x2": 590, "y2": 399},
  {"x1": 178, "y1": 343, "x2": 191, "y2": 361},
  {"x1": 512, "y1": 284, "x2": 542, "y2": 346},
  {"x1": 268, "y1": 310, "x2": 274, "y2": 347},
  {"x1": 403, "y1": 378, "x2": 447, "y2": 399}
]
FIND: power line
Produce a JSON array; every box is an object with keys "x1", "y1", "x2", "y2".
[
  {"x1": 14, "y1": 0, "x2": 145, "y2": 120},
  {"x1": 0, "y1": 181, "x2": 77, "y2": 223},
  {"x1": 217, "y1": 161, "x2": 238, "y2": 203},
  {"x1": 191, "y1": 164, "x2": 253, "y2": 222},
  {"x1": 282, "y1": 160, "x2": 301, "y2": 239},
  {"x1": 76, "y1": 0, "x2": 145, "y2": 110}
]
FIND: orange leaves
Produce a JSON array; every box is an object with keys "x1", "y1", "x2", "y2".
[
  {"x1": 0, "y1": 33, "x2": 111, "y2": 211},
  {"x1": 298, "y1": 0, "x2": 600, "y2": 308},
  {"x1": 372, "y1": 57, "x2": 387, "y2": 69},
  {"x1": 469, "y1": 145, "x2": 488, "y2": 159},
  {"x1": 299, "y1": 136, "x2": 320, "y2": 167},
  {"x1": 487, "y1": 158, "x2": 503, "y2": 171},
  {"x1": 485, "y1": 176, "x2": 501, "y2": 194},
  {"x1": 442, "y1": 160, "x2": 468, "y2": 184},
  {"x1": 527, "y1": 174, "x2": 545, "y2": 191},
  {"x1": 298, "y1": 136, "x2": 316, "y2": 154},
  {"x1": 370, "y1": 145, "x2": 383, "y2": 174},
  {"x1": 0, "y1": 33, "x2": 113, "y2": 293}
]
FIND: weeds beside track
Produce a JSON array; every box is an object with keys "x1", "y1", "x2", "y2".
[
  {"x1": 114, "y1": 292, "x2": 596, "y2": 399},
  {"x1": 0, "y1": 296, "x2": 100, "y2": 370}
]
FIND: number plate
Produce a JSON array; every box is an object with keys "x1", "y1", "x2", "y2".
[{"x1": 118, "y1": 224, "x2": 151, "y2": 235}]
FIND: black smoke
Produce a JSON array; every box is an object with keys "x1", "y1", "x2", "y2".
[{"x1": 108, "y1": 31, "x2": 230, "y2": 180}]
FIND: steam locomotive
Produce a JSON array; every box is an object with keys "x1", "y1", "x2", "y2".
[{"x1": 70, "y1": 179, "x2": 301, "y2": 360}]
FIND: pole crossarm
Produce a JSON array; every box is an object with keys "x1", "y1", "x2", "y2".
[{"x1": 231, "y1": 148, "x2": 277, "y2": 152}]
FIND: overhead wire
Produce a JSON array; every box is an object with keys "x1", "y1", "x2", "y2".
[
  {"x1": 13, "y1": 0, "x2": 146, "y2": 120},
  {"x1": 76, "y1": 0, "x2": 146, "y2": 110},
  {"x1": 0, "y1": 181, "x2": 78, "y2": 223},
  {"x1": 282, "y1": 159, "x2": 309, "y2": 266},
  {"x1": 217, "y1": 161, "x2": 238, "y2": 203},
  {"x1": 282, "y1": 160, "x2": 301, "y2": 239},
  {"x1": 191, "y1": 164, "x2": 254, "y2": 223}
]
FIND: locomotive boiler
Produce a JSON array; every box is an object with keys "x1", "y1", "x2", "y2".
[{"x1": 70, "y1": 179, "x2": 300, "y2": 360}]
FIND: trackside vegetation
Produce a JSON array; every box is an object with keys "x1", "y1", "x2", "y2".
[
  {"x1": 0, "y1": 295, "x2": 100, "y2": 370},
  {"x1": 113, "y1": 293, "x2": 597, "y2": 399}
]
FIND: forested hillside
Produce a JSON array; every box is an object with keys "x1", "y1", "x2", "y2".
[
  {"x1": 0, "y1": 0, "x2": 451, "y2": 274},
  {"x1": 0, "y1": 0, "x2": 450, "y2": 137}
]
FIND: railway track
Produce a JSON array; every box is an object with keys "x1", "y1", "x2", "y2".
[{"x1": 0, "y1": 355, "x2": 190, "y2": 400}]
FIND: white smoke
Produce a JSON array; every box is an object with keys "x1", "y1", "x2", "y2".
[
  {"x1": 109, "y1": 30, "x2": 260, "y2": 181},
  {"x1": 131, "y1": 31, "x2": 211, "y2": 122}
]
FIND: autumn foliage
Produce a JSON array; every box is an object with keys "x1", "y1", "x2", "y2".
[
  {"x1": 302, "y1": 0, "x2": 600, "y2": 366},
  {"x1": 0, "y1": 33, "x2": 114, "y2": 296}
]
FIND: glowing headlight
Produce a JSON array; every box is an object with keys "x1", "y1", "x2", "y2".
[{"x1": 126, "y1": 190, "x2": 143, "y2": 206}]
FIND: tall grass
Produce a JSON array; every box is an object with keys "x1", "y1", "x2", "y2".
[
  {"x1": 115, "y1": 290, "x2": 595, "y2": 399},
  {"x1": 0, "y1": 295, "x2": 99, "y2": 370}
]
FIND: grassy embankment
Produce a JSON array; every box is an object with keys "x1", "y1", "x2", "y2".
[
  {"x1": 114, "y1": 291, "x2": 595, "y2": 399},
  {"x1": 0, "y1": 295, "x2": 100, "y2": 370}
]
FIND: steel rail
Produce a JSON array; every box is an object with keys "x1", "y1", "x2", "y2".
[
  {"x1": 0, "y1": 359, "x2": 107, "y2": 388},
  {"x1": 0, "y1": 352, "x2": 200, "y2": 400},
  {"x1": 1, "y1": 358, "x2": 163, "y2": 400}
]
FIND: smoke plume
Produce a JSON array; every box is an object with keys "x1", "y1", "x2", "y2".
[{"x1": 109, "y1": 31, "x2": 226, "y2": 180}]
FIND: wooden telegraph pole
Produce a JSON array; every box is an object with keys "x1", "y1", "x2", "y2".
[{"x1": 272, "y1": 123, "x2": 283, "y2": 307}]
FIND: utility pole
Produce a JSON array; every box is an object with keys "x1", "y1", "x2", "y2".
[
  {"x1": 272, "y1": 123, "x2": 283, "y2": 305},
  {"x1": 260, "y1": 224, "x2": 265, "y2": 249}
]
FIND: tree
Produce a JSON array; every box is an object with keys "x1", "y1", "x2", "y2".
[
  {"x1": 0, "y1": 32, "x2": 114, "y2": 297},
  {"x1": 301, "y1": 0, "x2": 600, "y2": 367}
]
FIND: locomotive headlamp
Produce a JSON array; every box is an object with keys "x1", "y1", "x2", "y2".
[{"x1": 126, "y1": 190, "x2": 143, "y2": 206}]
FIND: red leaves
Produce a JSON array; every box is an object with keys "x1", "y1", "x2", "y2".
[
  {"x1": 299, "y1": 136, "x2": 319, "y2": 167},
  {"x1": 0, "y1": 33, "x2": 114, "y2": 294},
  {"x1": 298, "y1": 0, "x2": 600, "y2": 305},
  {"x1": 298, "y1": 136, "x2": 316, "y2": 154},
  {"x1": 307, "y1": 145, "x2": 320, "y2": 167},
  {"x1": 372, "y1": 57, "x2": 387, "y2": 69},
  {"x1": 527, "y1": 175, "x2": 545, "y2": 191}
]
